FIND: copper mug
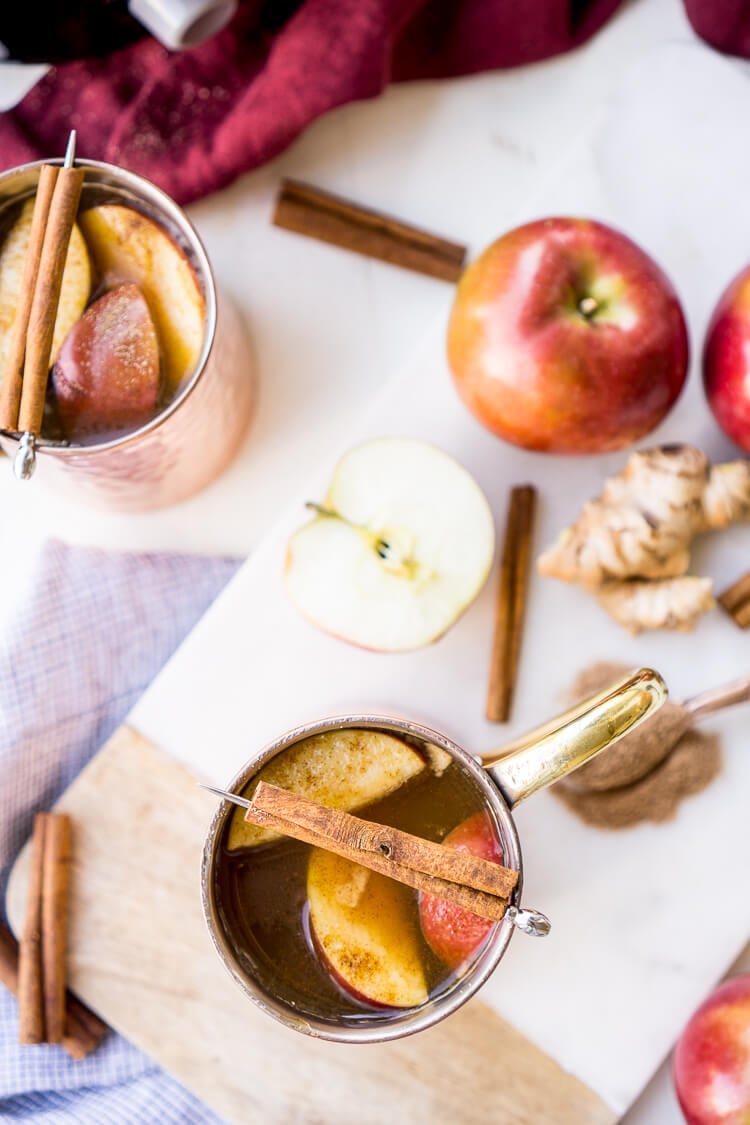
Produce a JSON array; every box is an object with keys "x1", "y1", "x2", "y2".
[
  {"x1": 201, "y1": 667, "x2": 666, "y2": 1043},
  {"x1": 0, "y1": 158, "x2": 254, "y2": 511}
]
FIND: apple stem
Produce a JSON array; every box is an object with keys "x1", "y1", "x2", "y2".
[
  {"x1": 578, "y1": 296, "x2": 599, "y2": 319},
  {"x1": 305, "y1": 501, "x2": 344, "y2": 522}
]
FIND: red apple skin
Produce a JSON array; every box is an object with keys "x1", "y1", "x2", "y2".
[
  {"x1": 419, "y1": 812, "x2": 504, "y2": 971},
  {"x1": 52, "y1": 282, "x2": 160, "y2": 439},
  {"x1": 673, "y1": 974, "x2": 750, "y2": 1125},
  {"x1": 703, "y1": 267, "x2": 750, "y2": 453},
  {"x1": 447, "y1": 217, "x2": 689, "y2": 454}
]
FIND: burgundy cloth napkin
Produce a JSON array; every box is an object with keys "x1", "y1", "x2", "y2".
[
  {"x1": 683, "y1": 0, "x2": 750, "y2": 57},
  {"x1": 0, "y1": 0, "x2": 624, "y2": 205},
  {"x1": 0, "y1": 0, "x2": 746, "y2": 208}
]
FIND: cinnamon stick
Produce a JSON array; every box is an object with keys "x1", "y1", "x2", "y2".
[
  {"x1": 0, "y1": 921, "x2": 109, "y2": 1060},
  {"x1": 17, "y1": 813, "x2": 48, "y2": 1044},
  {"x1": 486, "y1": 485, "x2": 537, "y2": 722},
  {"x1": 17, "y1": 165, "x2": 84, "y2": 435},
  {"x1": 718, "y1": 571, "x2": 750, "y2": 629},
  {"x1": 0, "y1": 164, "x2": 60, "y2": 432},
  {"x1": 246, "y1": 782, "x2": 518, "y2": 921},
  {"x1": 41, "y1": 813, "x2": 72, "y2": 1043},
  {"x1": 273, "y1": 179, "x2": 467, "y2": 283}
]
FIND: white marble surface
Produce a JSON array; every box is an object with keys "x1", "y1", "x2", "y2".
[
  {"x1": 2, "y1": 1, "x2": 750, "y2": 1120},
  {"x1": 130, "y1": 286, "x2": 750, "y2": 1117}
]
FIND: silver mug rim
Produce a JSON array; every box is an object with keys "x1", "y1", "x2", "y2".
[
  {"x1": 0, "y1": 156, "x2": 217, "y2": 457},
  {"x1": 200, "y1": 712, "x2": 524, "y2": 1044}
]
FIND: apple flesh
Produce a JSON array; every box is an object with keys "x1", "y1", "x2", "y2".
[
  {"x1": 227, "y1": 728, "x2": 450, "y2": 851},
  {"x1": 307, "y1": 846, "x2": 428, "y2": 1008},
  {"x1": 447, "y1": 217, "x2": 688, "y2": 454},
  {"x1": 284, "y1": 438, "x2": 495, "y2": 651},
  {"x1": 52, "y1": 283, "x2": 160, "y2": 439},
  {"x1": 79, "y1": 203, "x2": 204, "y2": 395},
  {"x1": 0, "y1": 197, "x2": 90, "y2": 378},
  {"x1": 419, "y1": 812, "x2": 504, "y2": 971},
  {"x1": 703, "y1": 266, "x2": 750, "y2": 453},
  {"x1": 673, "y1": 973, "x2": 750, "y2": 1124}
]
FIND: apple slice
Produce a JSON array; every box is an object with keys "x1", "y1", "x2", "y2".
[
  {"x1": 78, "y1": 203, "x2": 204, "y2": 395},
  {"x1": 284, "y1": 438, "x2": 495, "y2": 651},
  {"x1": 227, "y1": 728, "x2": 447, "y2": 851},
  {"x1": 307, "y1": 847, "x2": 428, "y2": 1008},
  {"x1": 419, "y1": 812, "x2": 504, "y2": 971},
  {"x1": 0, "y1": 197, "x2": 90, "y2": 377},
  {"x1": 52, "y1": 282, "x2": 160, "y2": 439}
]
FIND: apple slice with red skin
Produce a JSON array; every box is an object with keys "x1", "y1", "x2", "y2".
[
  {"x1": 226, "y1": 728, "x2": 449, "y2": 851},
  {"x1": 52, "y1": 282, "x2": 160, "y2": 439},
  {"x1": 79, "y1": 203, "x2": 204, "y2": 396},
  {"x1": 419, "y1": 812, "x2": 504, "y2": 971},
  {"x1": 307, "y1": 847, "x2": 428, "y2": 1009}
]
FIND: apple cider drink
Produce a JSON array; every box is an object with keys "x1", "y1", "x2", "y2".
[
  {"x1": 215, "y1": 729, "x2": 507, "y2": 1023},
  {"x1": 0, "y1": 181, "x2": 205, "y2": 443}
]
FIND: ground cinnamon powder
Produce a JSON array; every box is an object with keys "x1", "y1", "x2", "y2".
[{"x1": 553, "y1": 662, "x2": 723, "y2": 829}]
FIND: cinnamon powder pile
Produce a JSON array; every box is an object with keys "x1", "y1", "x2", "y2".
[{"x1": 553, "y1": 662, "x2": 722, "y2": 829}]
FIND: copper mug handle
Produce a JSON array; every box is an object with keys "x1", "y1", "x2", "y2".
[{"x1": 481, "y1": 667, "x2": 667, "y2": 808}]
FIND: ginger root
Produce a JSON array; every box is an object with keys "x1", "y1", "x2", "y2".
[
  {"x1": 596, "y1": 577, "x2": 716, "y2": 634},
  {"x1": 700, "y1": 459, "x2": 750, "y2": 530},
  {"x1": 538, "y1": 444, "x2": 749, "y2": 632}
]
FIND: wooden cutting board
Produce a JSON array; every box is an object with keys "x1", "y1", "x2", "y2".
[{"x1": 6, "y1": 726, "x2": 613, "y2": 1125}]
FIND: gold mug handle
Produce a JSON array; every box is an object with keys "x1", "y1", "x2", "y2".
[{"x1": 481, "y1": 667, "x2": 667, "y2": 808}]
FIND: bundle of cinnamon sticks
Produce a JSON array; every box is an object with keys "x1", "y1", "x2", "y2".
[
  {"x1": 0, "y1": 135, "x2": 84, "y2": 435},
  {"x1": 0, "y1": 811, "x2": 108, "y2": 1059}
]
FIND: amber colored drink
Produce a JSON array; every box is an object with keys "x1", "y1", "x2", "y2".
[{"x1": 214, "y1": 738, "x2": 503, "y2": 1027}]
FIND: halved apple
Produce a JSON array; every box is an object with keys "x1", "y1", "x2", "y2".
[
  {"x1": 307, "y1": 847, "x2": 428, "y2": 1008},
  {"x1": 284, "y1": 438, "x2": 495, "y2": 651},
  {"x1": 78, "y1": 204, "x2": 204, "y2": 394},
  {"x1": 419, "y1": 812, "x2": 503, "y2": 971},
  {"x1": 0, "y1": 197, "x2": 90, "y2": 379},
  {"x1": 227, "y1": 728, "x2": 446, "y2": 851}
]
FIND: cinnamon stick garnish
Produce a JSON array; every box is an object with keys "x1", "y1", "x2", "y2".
[
  {"x1": 41, "y1": 813, "x2": 72, "y2": 1042},
  {"x1": 0, "y1": 921, "x2": 109, "y2": 1060},
  {"x1": 486, "y1": 485, "x2": 537, "y2": 723},
  {"x1": 17, "y1": 164, "x2": 84, "y2": 435},
  {"x1": 246, "y1": 782, "x2": 518, "y2": 921},
  {"x1": 273, "y1": 179, "x2": 467, "y2": 283},
  {"x1": 0, "y1": 164, "x2": 60, "y2": 432},
  {"x1": 17, "y1": 813, "x2": 48, "y2": 1043},
  {"x1": 718, "y1": 570, "x2": 750, "y2": 629}
]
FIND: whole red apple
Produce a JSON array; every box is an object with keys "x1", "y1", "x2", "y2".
[
  {"x1": 673, "y1": 973, "x2": 750, "y2": 1124},
  {"x1": 419, "y1": 812, "x2": 504, "y2": 971},
  {"x1": 703, "y1": 266, "x2": 750, "y2": 452},
  {"x1": 447, "y1": 218, "x2": 689, "y2": 454}
]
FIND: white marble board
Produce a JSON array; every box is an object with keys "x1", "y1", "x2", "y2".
[{"x1": 130, "y1": 43, "x2": 750, "y2": 1117}]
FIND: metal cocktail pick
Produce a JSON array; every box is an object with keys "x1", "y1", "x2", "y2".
[{"x1": 199, "y1": 784, "x2": 252, "y2": 808}]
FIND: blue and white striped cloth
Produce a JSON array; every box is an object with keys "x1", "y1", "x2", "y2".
[{"x1": 0, "y1": 541, "x2": 239, "y2": 1123}]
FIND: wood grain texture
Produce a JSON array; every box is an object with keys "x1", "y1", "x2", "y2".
[{"x1": 6, "y1": 727, "x2": 615, "y2": 1125}]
